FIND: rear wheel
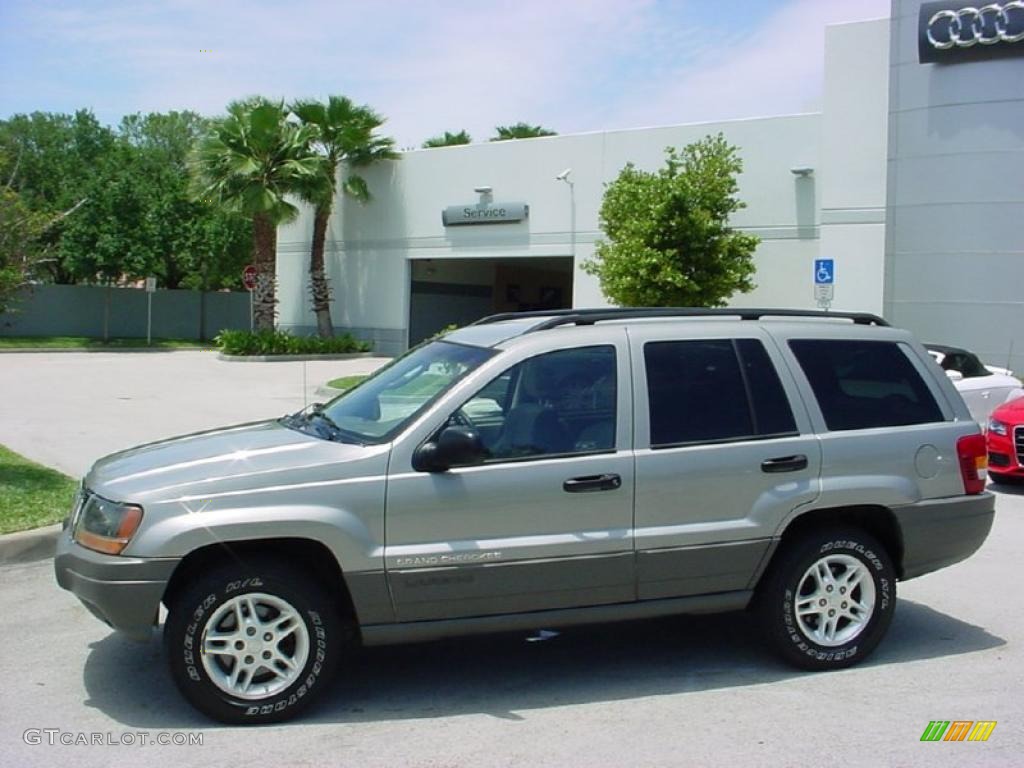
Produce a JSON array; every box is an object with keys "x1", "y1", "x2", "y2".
[
  {"x1": 164, "y1": 560, "x2": 344, "y2": 724},
  {"x1": 757, "y1": 527, "x2": 896, "y2": 670}
]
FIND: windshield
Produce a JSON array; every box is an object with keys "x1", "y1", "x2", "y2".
[{"x1": 315, "y1": 340, "x2": 494, "y2": 442}]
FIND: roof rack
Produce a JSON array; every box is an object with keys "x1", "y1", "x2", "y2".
[{"x1": 471, "y1": 307, "x2": 889, "y2": 331}]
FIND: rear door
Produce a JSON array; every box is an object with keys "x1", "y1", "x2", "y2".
[{"x1": 631, "y1": 326, "x2": 822, "y2": 600}]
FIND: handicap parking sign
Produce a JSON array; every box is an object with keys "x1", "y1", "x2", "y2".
[{"x1": 814, "y1": 259, "x2": 834, "y2": 285}]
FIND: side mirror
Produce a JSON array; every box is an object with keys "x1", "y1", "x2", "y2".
[
  {"x1": 946, "y1": 369, "x2": 964, "y2": 382},
  {"x1": 412, "y1": 426, "x2": 485, "y2": 472}
]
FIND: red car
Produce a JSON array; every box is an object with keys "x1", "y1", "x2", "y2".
[{"x1": 988, "y1": 397, "x2": 1024, "y2": 484}]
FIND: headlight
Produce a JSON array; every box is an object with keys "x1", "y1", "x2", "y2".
[
  {"x1": 73, "y1": 494, "x2": 143, "y2": 555},
  {"x1": 987, "y1": 419, "x2": 1008, "y2": 437},
  {"x1": 63, "y1": 484, "x2": 86, "y2": 531}
]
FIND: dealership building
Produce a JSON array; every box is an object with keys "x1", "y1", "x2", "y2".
[{"x1": 277, "y1": 0, "x2": 1024, "y2": 370}]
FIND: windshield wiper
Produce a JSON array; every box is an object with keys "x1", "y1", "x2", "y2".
[
  {"x1": 280, "y1": 405, "x2": 342, "y2": 440},
  {"x1": 307, "y1": 406, "x2": 364, "y2": 444}
]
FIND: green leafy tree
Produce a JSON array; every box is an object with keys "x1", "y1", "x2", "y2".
[
  {"x1": 583, "y1": 134, "x2": 759, "y2": 307},
  {"x1": 291, "y1": 96, "x2": 397, "y2": 337},
  {"x1": 422, "y1": 130, "x2": 472, "y2": 148},
  {"x1": 191, "y1": 98, "x2": 321, "y2": 330},
  {"x1": 58, "y1": 135, "x2": 162, "y2": 287},
  {"x1": 0, "y1": 110, "x2": 114, "y2": 283},
  {"x1": 490, "y1": 122, "x2": 557, "y2": 141},
  {"x1": 118, "y1": 111, "x2": 251, "y2": 291},
  {"x1": 1, "y1": 109, "x2": 250, "y2": 316},
  {"x1": 0, "y1": 149, "x2": 88, "y2": 312},
  {"x1": 0, "y1": 186, "x2": 45, "y2": 312}
]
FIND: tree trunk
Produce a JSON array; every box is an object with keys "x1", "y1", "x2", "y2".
[
  {"x1": 252, "y1": 212, "x2": 277, "y2": 331},
  {"x1": 309, "y1": 205, "x2": 334, "y2": 338}
]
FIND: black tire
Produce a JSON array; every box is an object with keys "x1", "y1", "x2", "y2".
[
  {"x1": 164, "y1": 560, "x2": 345, "y2": 724},
  {"x1": 757, "y1": 527, "x2": 896, "y2": 671}
]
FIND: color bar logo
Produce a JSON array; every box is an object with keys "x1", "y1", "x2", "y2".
[{"x1": 921, "y1": 721, "x2": 997, "y2": 742}]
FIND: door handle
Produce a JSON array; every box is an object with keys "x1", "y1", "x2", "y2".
[
  {"x1": 760, "y1": 455, "x2": 808, "y2": 473},
  {"x1": 563, "y1": 473, "x2": 622, "y2": 493}
]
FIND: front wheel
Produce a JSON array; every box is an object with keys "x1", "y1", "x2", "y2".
[
  {"x1": 757, "y1": 528, "x2": 896, "y2": 670},
  {"x1": 164, "y1": 561, "x2": 344, "y2": 724}
]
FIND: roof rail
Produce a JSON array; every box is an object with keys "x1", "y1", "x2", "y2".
[{"x1": 471, "y1": 307, "x2": 889, "y2": 330}]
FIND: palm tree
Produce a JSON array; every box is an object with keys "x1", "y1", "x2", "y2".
[
  {"x1": 291, "y1": 96, "x2": 397, "y2": 337},
  {"x1": 490, "y1": 123, "x2": 557, "y2": 141},
  {"x1": 422, "y1": 130, "x2": 471, "y2": 148},
  {"x1": 191, "y1": 98, "x2": 320, "y2": 330}
]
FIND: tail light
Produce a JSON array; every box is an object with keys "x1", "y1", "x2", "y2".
[{"x1": 957, "y1": 433, "x2": 988, "y2": 495}]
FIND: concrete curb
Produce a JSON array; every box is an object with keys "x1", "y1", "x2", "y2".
[
  {"x1": 218, "y1": 351, "x2": 374, "y2": 363},
  {"x1": 0, "y1": 524, "x2": 62, "y2": 565},
  {"x1": 0, "y1": 347, "x2": 211, "y2": 354}
]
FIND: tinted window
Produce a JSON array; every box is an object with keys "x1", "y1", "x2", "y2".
[
  {"x1": 737, "y1": 339, "x2": 797, "y2": 436},
  {"x1": 645, "y1": 340, "x2": 753, "y2": 446},
  {"x1": 455, "y1": 346, "x2": 617, "y2": 461},
  {"x1": 789, "y1": 340, "x2": 943, "y2": 431}
]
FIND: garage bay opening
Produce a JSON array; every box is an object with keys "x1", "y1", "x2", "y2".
[{"x1": 408, "y1": 257, "x2": 573, "y2": 346}]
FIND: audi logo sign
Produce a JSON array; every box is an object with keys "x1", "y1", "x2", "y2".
[{"x1": 919, "y1": 1, "x2": 1024, "y2": 62}]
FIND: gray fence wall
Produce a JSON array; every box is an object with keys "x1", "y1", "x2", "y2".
[{"x1": 0, "y1": 284, "x2": 251, "y2": 340}]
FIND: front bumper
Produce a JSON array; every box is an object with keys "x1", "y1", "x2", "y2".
[
  {"x1": 894, "y1": 493, "x2": 995, "y2": 580},
  {"x1": 54, "y1": 532, "x2": 179, "y2": 641},
  {"x1": 987, "y1": 425, "x2": 1024, "y2": 478}
]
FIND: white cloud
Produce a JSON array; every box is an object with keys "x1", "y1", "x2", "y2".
[
  {"x1": 603, "y1": 0, "x2": 891, "y2": 129},
  {"x1": 6, "y1": 0, "x2": 890, "y2": 145}
]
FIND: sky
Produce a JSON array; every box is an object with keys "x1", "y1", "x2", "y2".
[{"x1": 0, "y1": 0, "x2": 890, "y2": 148}]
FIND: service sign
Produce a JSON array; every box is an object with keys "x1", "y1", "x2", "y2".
[
  {"x1": 919, "y1": 1, "x2": 1024, "y2": 63},
  {"x1": 442, "y1": 202, "x2": 529, "y2": 226}
]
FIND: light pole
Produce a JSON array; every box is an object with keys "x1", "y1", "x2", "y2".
[{"x1": 555, "y1": 168, "x2": 575, "y2": 261}]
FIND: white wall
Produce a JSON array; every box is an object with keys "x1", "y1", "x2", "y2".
[
  {"x1": 277, "y1": 18, "x2": 900, "y2": 351},
  {"x1": 818, "y1": 17, "x2": 890, "y2": 315},
  {"x1": 278, "y1": 113, "x2": 828, "y2": 341}
]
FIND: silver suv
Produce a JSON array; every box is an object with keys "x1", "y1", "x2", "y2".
[{"x1": 55, "y1": 308, "x2": 995, "y2": 723}]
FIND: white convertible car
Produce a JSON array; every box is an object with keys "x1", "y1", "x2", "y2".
[{"x1": 926, "y1": 344, "x2": 1023, "y2": 425}]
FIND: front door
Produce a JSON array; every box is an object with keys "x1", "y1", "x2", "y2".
[{"x1": 385, "y1": 334, "x2": 635, "y2": 622}]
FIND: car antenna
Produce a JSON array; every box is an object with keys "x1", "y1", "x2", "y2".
[{"x1": 303, "y1": 360, "x2": 308, "y2": 411}]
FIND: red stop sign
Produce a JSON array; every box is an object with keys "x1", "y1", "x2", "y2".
[{"x1": 242, "y1": 265, "x2": 257, "y2": 291}]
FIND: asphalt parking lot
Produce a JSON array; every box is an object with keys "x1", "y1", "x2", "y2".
[
  {"x1": 0, "y1": 350, "x2": 390, "y2": 477},
  {"x1": 0, "y1": 351, "x2": 1022, "y2": 767}
]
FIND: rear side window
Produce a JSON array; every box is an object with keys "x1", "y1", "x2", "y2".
[
  {"x1": 644, "y1": 339, "x2": 797, "y2": 447},
  {"x1": 789, "y1": 340, "x2": 943, "y2": 431},
  {"x1": 737, "y1": 339, "x2": 798, "y2": 437}
]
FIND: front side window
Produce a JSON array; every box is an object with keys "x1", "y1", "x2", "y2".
[
  {"x1": 453, "y1": 345, "x2": 618, "y2": 461},
  {"x1": 313, "y1": 340, "x2": 493, "y2": 442},
  {"x1": 790, "y1": 339, "x2": 943, "y2": 431}
]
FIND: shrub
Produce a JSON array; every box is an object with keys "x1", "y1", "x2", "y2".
[
  {"x1": 431, "y1": 323, "x2": 460, "y2": 339},
  {"x1": 583, "y1": 134, "x2": 759, "y2": 307},
  {"x1": 215, "y1": 329, "x2": 372, "y2": 356}
]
